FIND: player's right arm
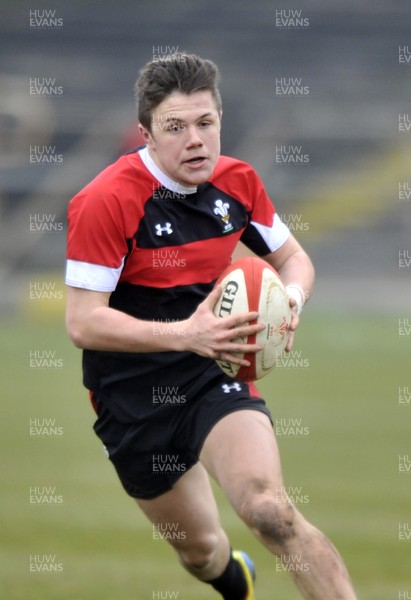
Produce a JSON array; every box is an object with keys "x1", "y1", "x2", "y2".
[{"x1": 65, "y1": 284, "x2": 264, "y2": 366}]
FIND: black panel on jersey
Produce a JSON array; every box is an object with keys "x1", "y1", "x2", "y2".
[
  {"x1": 109, "y1": 281, "x2": 214, "y2": 320},
  {"x1": 240, "y1": 218, "x2": 273, "y2": 256},
  {"x1": 135, "y1": 183, "x2": 248, "y2": 248}
]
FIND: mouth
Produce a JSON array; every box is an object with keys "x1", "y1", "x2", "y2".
[{"x1": 183, "y1": 156, "x2": 208, "y2": 167}]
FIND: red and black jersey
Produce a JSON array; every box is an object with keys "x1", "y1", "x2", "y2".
[{"x1": 66, "y1": 147, "x2": 289, "y2": 421}]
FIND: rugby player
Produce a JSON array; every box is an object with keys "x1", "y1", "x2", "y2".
[{"x1": 65, "y1": 53, "x2": 357, "y2": 599}]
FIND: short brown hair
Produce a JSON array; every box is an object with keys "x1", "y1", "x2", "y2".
[{"x1": 135, "y1": 53, "x2": 222, "y2": 131}]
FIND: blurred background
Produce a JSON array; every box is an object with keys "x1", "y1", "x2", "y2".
[{"x1": 1, "y1": 1, "x2": 410, "y2": 599}]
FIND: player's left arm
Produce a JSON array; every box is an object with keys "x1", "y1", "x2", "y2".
[{"x1": 262, "y1": 233, "x2": 315, "y2": 351}]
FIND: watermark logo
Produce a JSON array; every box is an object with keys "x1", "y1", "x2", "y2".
[
  {"x1": 29, "y1": 486, "x2": 63, "y2": 505},
  {"x1": 399, "y1": 250, "x2": 411, "y2": 269},
  {"x1": 152, "y1": 45, "x2": 180, "y2": 61},
  {"x1": 275, "y1": 145, "x2": 310, "y2": 165},
  {"x1": 151, "y1": 113, "x2": 180, "y2": 134},
  {"x1": 279, "y1": 213, "x2": 309, "y2": 232},
  {"x1": 399, "y1": 182, "x2": 411, "y2": 201},
  {"x1": 152, "y1": 386, "x2": 186, "y2": 406},
  {"x1": 29, "y1": 281, "x2": 64, "y2": 301},
  {"x1": 275, "y1": 554, "x2": 310, "y2": 572},
  {"x1": 275, "y1": 9, "x2": 309, "y2": 29},
  {"x1": 152, "y1": 319, "x2": 185, "y2": 337},
  {"x1": 152, "y1": 454, "x2": 187, "y2": 474},
  {"x1": 398, "y1": 318, "x2": 411, "y2": 336},
  {"x1": 399, "y1": 386, "x2": 411, "y2": 405},
  {"x1": 29, "y1": 418, "x2": 63, "y2": 437},
  {"x1": 30, "y1": 145, "x2": 63, "y2": 165},
  {"x1": 275, "y1": 486, "x2": 310, "y2": 505},
  {"x1": 399, "y1": 454, "x2": 411, "y2": 474},
  {"x1": 275, "y1": 418, "x2": 310, "y2": 437},
  {"x1": 29, "y1": 213, "x2": 64, "y2": 232},
  {"x1": 399, "y1": 45, "x2": 411, "y2": 65},
  {"x1": 275, "y1": 350, "x2": 310, "y2": 368},
  {"x1": 29, "y1": 9, "x2": 63, "y2": 29},
  {"x1": 152, "y1": 249, "x2": 187, "y2": 270},
  {"x1": 275, "y1": 77, "x2": 309, "y2": 96},
  {"x1": 152, "y1": 592, "x2": 180, "y2": 599},
  {"x1": 29, "y1": 554, "x2": 63, "y2": 573},
  {"x1": 399, "y1": 522, "x2": 411, "y2": 541},
  {"x1": 153, "y1": 523, "x2": 187, "y2": 541},
  {"x1": 29, "y1": 77, "x2": 63, "y2": 97},
  {"x1": 152, "y1": 184, "x2": 186, "y2": 201},
  {"x1": 398, "y1": 591, "x2": 411, "y2": 599},
  {"x1": 399, "y1": 114, "x2": 411, "y2": 133},
  {"x1": 29, "y1": 350, "x2": 63, "y2": 369}
]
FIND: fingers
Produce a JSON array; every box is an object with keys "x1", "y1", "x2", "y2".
[
  {"x1": 285, "y1": 311, "x2": 298, "y2": 352},
  {"x1": 217, "y1": 320, "x2": 265, "y2": 341},
  {"x1": 218, "y1": 353, "x2": 252, "y2": 367},
  {"x1": 288, "y1": 297, "x2": 300, "y2": 327},
  {"x1": 284, "y1": 297, "x2": 299, "y2": 353},
  {"x1": 285, "y1": 330, "x2": 294, "y2": 353},
  {"x1": 215, "y1": 340, "x2": 262, "y2": 356},
  {"x1": 215, "y1": 343, "x2": 262, "y2": 367}
]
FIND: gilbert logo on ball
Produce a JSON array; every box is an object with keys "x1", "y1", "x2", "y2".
[{"x1": 213, "y1": 256, "x2": 291, "y2": 381}]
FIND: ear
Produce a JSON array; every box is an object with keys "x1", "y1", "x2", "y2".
[{"x1": 139, "y1": 123, "x2": 152, "y2": 145}]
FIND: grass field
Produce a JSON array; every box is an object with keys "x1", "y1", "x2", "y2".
[{"x1": 1, "y1": 309, "x2": 410, "y2": 599}]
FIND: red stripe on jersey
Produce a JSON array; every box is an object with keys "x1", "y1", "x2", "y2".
[{"x1": 120, "y1": 234, "x2": 241, "y2": 288}]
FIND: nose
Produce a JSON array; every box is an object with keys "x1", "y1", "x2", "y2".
[{"x1": 185, "y1": 125, "x2": 203, "y2": 148}]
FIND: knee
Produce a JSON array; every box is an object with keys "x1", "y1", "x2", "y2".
[
  {"x1": 178, "y1": 532, "x2": 220, "y2": 572},
  {"x1": 239, "y1": 492, "x2": 297, "y2": 548}
]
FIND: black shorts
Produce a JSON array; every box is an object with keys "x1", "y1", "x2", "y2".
[{"x1": 91, "y1": 372, "x2": 272, "y2": 500}]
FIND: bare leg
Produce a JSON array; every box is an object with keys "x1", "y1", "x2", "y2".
[
  {"x1": 200, "y1": 410, "x2": 357, "y2": 599},
  {"x1": 136, "y1": 461, "x2": 230, "y2": 582}
]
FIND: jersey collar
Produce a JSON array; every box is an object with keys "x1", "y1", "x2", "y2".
[{"x1": 139, "y1": 147, "x2": 198, "y2": 195}]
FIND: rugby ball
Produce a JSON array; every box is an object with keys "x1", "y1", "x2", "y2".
[{"x1": 213, "y1": 256, "x2": 291, "y2": 381}]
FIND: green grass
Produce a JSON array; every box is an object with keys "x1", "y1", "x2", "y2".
[{"x1": 1, "y1": 311, "x2": 410, "y2": 599}]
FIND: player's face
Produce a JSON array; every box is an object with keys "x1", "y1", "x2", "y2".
[{"x1": 140, "y1": 90, "x2": 222, "y2": 187}]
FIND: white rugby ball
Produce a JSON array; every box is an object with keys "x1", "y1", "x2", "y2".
[{"x1": 213, "y1": 256, "x2": 291, "y2": 381}]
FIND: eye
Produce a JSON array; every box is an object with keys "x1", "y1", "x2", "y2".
[{"x1": 167, "y1": 122, "x2": 185, "y2": 133}]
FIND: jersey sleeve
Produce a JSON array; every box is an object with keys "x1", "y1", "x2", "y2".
[
  {"x1": 66, "y1": 186, "x2": 129, "y2": 292},
  {"x1": 239, "y1": 165, "x2": 290, "y2": 256}
]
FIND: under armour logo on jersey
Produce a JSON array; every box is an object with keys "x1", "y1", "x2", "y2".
[
  {"x1": 222, "y1": 382, "x2": 242, "y2": 394},
  {"x1": 155, "y1": 222, "x2": 173, "y2": 236}
]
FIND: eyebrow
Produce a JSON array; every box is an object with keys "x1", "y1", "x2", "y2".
[{"x1": 163, "y1": 112, "x2": 215, "y2": 123}]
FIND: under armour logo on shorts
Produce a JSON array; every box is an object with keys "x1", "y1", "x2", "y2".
[
  {"x1": 155, "y1": 222, "x2": 173, "y2": 236},
  {"x1": 222, "y1": 382, "x2": 242, "y2": 393}
]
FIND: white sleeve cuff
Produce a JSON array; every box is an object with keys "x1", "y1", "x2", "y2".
[
  {"x1": 250, "y1": 213, "x2": 290, "y2": 253},
  {"x1": 65, "y1": 259, "x2": 124, "y2": 292}
]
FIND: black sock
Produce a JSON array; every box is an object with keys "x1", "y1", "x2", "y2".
[{"x1": 207, "y1": 552, "x2": 248, "y2": 600}]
